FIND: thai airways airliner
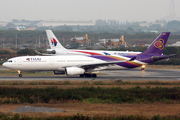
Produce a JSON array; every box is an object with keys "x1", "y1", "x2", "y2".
[
  {"x1": 45, "y1": 30, "x2": 141, "y2": 56},
  {"x1": 3, "y1": 32, "x2": 170, "y2": 78}
]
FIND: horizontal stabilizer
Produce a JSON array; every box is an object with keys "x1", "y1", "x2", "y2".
[
  {"x1": 151, "y1": 55, "x2": 169, "y2": 61},
  {"x1": 151, "y1": 54, "x2": 176, "y2": 61},
  {"x1": 168, "y1": 54, "x2": 177, "y2": 57}
]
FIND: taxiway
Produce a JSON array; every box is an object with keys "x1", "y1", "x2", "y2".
[{"x1": 0, "y1": 68, "x2": 180, "y2": 81}]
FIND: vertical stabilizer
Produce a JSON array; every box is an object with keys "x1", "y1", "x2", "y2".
[
  {"x1": 46, "y1": 30, "x2": 66, "y2": 50},
  {"x1": 141, "y1": 32, "x2": 170, "y2": 55}
]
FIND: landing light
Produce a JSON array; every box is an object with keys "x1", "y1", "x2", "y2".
[
  {"x1": 141, "y1": 65, "x2": 145, "y2": 68},
  {"x1": 141, "y1": 65, "x2": 145, "y2": 71}
]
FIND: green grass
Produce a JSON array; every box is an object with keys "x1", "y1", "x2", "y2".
[
  {"x1": 1, "y1": 80, "x2": 180, "y2": 86},
  {"x1": 83, "y1": 98, "x2": 113, "y2": 104},
  {"x1": 1, "y1": 113, "x2": 180, "y2": 120}
]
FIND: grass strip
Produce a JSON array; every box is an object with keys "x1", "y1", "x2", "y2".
[
  {"x1": 0, "y1": 80, "x2": 180, "y2": 85},
  {"x1": 1, "y1": 113, "x2": 180, "y2": 120},
  {"x1": 0, "y1": 86, "x2": 180, "y2": 104}
]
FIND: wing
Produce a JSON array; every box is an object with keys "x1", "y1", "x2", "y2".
[{"x1": 62, "y1": 60, "x2": 126, "y2": 69}]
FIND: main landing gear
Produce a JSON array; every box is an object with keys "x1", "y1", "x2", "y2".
[
  {"x1": 79, "y1": 73, "x2": 97, "y2": 78},
  {"x1": 18, "y1": 70, "x2": 22, "y2": 77}
]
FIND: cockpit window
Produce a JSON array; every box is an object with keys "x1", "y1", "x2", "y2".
[{"x1": 7, "y1": 60, "x2": 12, "y2": 62}]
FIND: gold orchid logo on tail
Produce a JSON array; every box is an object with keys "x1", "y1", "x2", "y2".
[{"x1": 153, "y1": 39, "x2": 164, "y2": 50}]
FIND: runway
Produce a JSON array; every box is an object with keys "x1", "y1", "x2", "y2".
[{"x1": 0, "y1": 68, "x2": 180, "y2": 81}]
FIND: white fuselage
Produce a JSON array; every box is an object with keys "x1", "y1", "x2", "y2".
[
  {"x1": 3, "y1": 55, "x2": 144, "y2": 73},
  {"x1": 46, "y1": 30, "x2": 141, "y2": 56},
  {"x1": 3, "y1": 55, "x2": 105, "y2": 71},
  {"x1": 50, "y1": 48, "x2": 141, "y2": 56}
]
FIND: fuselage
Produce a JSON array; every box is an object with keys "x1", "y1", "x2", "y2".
[
  {"x1": 46, "y1": 30, "x2": 141, "y2": 56},
  {"x1": 50, "y1": 48, "x2": 141, "y2": 56},
  {"x1": 3, "y1": 55, "x2": 145, "y2": 72}
]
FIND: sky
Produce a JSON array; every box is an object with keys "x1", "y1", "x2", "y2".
[{"x1": 0, "y1": 0, "x2": 180, "y2": 22}]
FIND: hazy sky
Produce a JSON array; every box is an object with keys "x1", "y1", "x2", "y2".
[{"x1": 1, "y1": 0, "x2": 180, "y2": 22}]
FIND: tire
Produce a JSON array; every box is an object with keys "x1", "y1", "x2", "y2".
[
  {"x1": 85, "y1": 74, "x2": 91, "y2": 77},
  {"x1": 91, "y1": 74, "x2": 97, "y2": 78},
  {"x1": 19, "y1": 74, "x2": 22, "y2": 77},
  {"x1": 80, "y1": 74, "x2": 84, "y2": 77},
  {"x1": 141, "y1": 68, "x2": 145, "y2": 71}
]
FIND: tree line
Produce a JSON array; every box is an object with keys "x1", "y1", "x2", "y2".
[{"x1": 0, "y1": 30, "x2": 180, "y2": 47}]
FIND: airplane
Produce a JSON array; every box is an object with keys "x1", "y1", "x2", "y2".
[
  {"x1": 45, "y1": 30, "x2": 141, "y2": 56},
  {"x1": 3, "y1": 32, "x2": 171, "y2": 78}
]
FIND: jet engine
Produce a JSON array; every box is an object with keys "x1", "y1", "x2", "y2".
[
  {"x1": 46, "y1": 49, "x2": 56, "y2": 54},
  {"x1": 65, "y1": 67, "x2": 85, "y2": 75},
  {"x1": 51, "y1": 50, "x2": 56, "y2": 54}
]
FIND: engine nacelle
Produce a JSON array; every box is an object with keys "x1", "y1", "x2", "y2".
[
  {"x1": 65, "y1": 67, "x2": 85, "y2": 75},
  {"x1": 51, "y1": 50, "x2": 56, "y2": 54},
  {"x1": 46, "y1": 49, "x2": 56, "y2": 54}
]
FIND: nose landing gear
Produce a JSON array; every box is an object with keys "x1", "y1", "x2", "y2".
[{"x1": 18, "y1": 70, "x2": 22, "y2": 77}]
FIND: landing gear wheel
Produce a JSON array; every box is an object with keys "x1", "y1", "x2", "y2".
[
  {"x1": 18, "y1": 70, "x2": 22, "y2": 77},
  {"x1": 141, "y1": 68, "x2": 145, "y2": 71},
  {"x1": 85, "y1": 73, "x2": 91, "y2": 78},
  {"x1": 19, "y1": 74, "x2": 22, "y2": 77},
  {"x1": 91, "y1": 74, "x2": 97, "y2": 78},
  {"x1": 80, "y1": 74, "x2": 84, "y2": 77}
]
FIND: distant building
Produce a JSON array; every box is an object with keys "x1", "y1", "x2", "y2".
[
  {"x1": 13, "y1": 22, "x2": 31, "y2": 26},
  {"x1": 139, "y1": 22, "x2": 164, "y2": 27},
  {"x1": 16, "y1": 26, "x2": 26, "y2": 30},
  {"x1": 98, "y1": 35, "x2": 132, "y2": 48},
  {"x1": 150, "y1": 30, "x2": 159, "y2": 34},
  {"x1": 26, "y1": 27, "x2": 36, "y2": 30},
  {"x1": 71, "y1": 34, "x2": 89, "y2": 46},
  {"x1": 16, "y1": 26, "x2": 36, "y2": 31},
  {"x1": 151, "y1": 23, "x2": 164, "y2": 27},
  {"x1": 135, "y1": 41, "x2": 146, "y2": 47},
  {"x1": 168, "y1": 41, "x2": 180, "y2": 46},
  {"x1": 139, "y1": 23, "x2": 150, "y2": 27},
  {"x1": 0, "y1": 21, "x2": 7, "y2": 26},
  {"x1": 142, "y1": 30, "x2": 159, "y2": 34},
  {"x1": 99, "y1": 39, "x2": 108, "y2": 45},
  {"x1": 36, "y1": 20, "x2": 95, "y2": 27}
]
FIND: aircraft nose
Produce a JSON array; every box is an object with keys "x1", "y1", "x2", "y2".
[{"x1": 2, "y1": 62, "x2": 8, "y2": 68}]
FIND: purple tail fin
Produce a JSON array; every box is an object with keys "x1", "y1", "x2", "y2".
[{"x1": 141, "y1": 32, "x2": 170, "y2": 55}]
